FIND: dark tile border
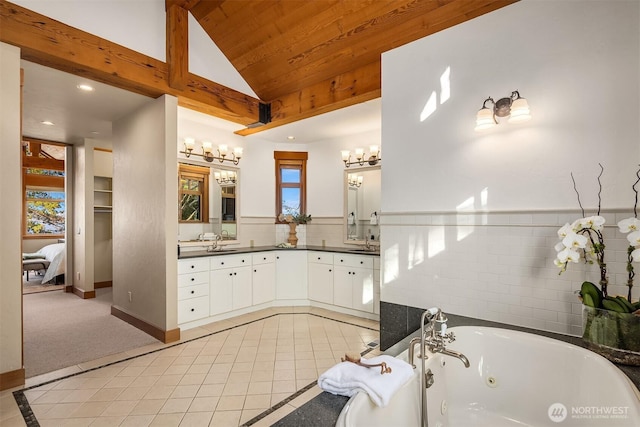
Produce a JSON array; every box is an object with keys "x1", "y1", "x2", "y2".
[{"x1": 13, "y1": 311, "x2": 379, "y2": 426}]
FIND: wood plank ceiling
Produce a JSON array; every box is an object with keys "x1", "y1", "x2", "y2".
[
  {"x1": 186, "y1": 0, "x2": 516, "y2": 135},
  {"x1": 1, "y1": 0, "x2": 516, "y2": 135}
]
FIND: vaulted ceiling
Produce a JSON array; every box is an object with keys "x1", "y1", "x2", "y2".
[{"x1": 1, "y1": 0, "x2": 516, "y2": 136}]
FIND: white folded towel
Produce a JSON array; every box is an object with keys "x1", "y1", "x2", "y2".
[{"x1": 317, "y1": 355, "x2": 414, "y2": 407}]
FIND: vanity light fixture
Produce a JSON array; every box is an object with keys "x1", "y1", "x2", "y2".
[
  {"x1": 341, "y1": 145, "x2": 381, "y2": 168},
  {"x1": 181, "y1": 138, "x2": 243, "y2": 165},
  {"x1": 474, "y1": 90, "x2": 531, "y2": 132},
  {"x1": 348, "y1": 174, "x2": 363, "y2": 188},
  {"x1": 214, "y1": 170, "x2": 236, "y2": 185}
]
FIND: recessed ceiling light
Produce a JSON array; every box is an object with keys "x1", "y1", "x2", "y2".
[
  {"x1": 287, "y1": 136, "x2": 295, "y2": 140},
  {"x1": 41, "y1": 121, "x2": 54, "y2": 126},
  {"x1": 77, "y1": 83, "x2": 94, "y2": 92}
]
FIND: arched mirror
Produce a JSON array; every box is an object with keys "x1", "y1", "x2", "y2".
[
  {"x1": 178, "y1": 161, "x2": 239, "y2": 245},
  {"x1": 344, "y1": 166, "x2": 380, "y2": 244}
]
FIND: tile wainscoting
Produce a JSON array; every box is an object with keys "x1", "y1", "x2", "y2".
[{"x1": 380, "y1": 209, "x2": 635, "y2": 344}]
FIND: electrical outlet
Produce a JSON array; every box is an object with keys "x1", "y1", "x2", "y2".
[{"x1": 128, "y1": 291, "x2": 132, "y2": 302}]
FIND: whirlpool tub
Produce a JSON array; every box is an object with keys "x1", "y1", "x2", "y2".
[{"x1": 337, "y1": 326, "x2": 640, "y2": 426}]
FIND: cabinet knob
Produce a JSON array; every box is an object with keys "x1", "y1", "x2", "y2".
[
  {"x1": 277, "y1": 256, "x2": 280, "y2": 259},
  {"x1": 348, "y1": 271, "x2": 352, "y2": 275},
  {"x1": 191, "y1": 265, "x2": 194, "y2": 269},
  {"x1": 329, "y1": 269, "x2": 332, "y2": 272},
  {"x1": 221, "y1": 262, "x2": 224, "y2": 265},
  {"x1": 242, "y1": 259, "x2": 245, "y2": 263},
  {"x1": 190, "y1": 290, "x2": 195, "y2": 294},
  {"x1": 191, "y1": 278, "x2": 194, "y2": 281},
  {"x1": 340, "y1": 259, "x2": 344, "y2": 262},
  {"x1": 191, "y1": 308, "x2": 195, "y2": 312},
  {"x1": 234, "y1": 272, "x2": 237, "y2": 276},
  {"x1": 254, "y1": 269, "x2": 257, "y2": 273},
  {"x1": 229, "y1": 273, "x2": 233, "y2": 276},
  {"x1": 360, "y1": 261, "x2": 364, "y2": 264},
  {"x1": 317, "y1": 257, "x2": 321, "y2": 260},
  {"x1": 263, "y1": 257, "x2": 266, "y2": 260}
]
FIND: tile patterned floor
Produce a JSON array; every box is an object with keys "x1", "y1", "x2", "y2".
[{"x1": 1, "y1": 307, "x2": 379, "y2": 427}]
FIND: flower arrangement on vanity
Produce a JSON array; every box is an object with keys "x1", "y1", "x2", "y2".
[
  {"x1": 278, "y1": 212, "x2": 312, "y2": 247},
  {"x1": 553, "y1": 164, "x2": 640, "y2": 364}
]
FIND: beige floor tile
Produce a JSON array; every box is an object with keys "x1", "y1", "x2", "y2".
[
  {"x1": 52, "y1": 377, "x2": 88, "y2": 390},
  {"x1": 32, "y1": 389, "x2": 74, "y2": 404},
  {"x1": 30, "y1": 403, "x2": 55, "y2": 418},
  {"x1": 242, "y1": 394, "x2": 271, "y2": 410},
  {"x1": 288, "y1": 386, "x2": 322, "y2": 408},
  {"x1": 158, "y1": 398, "x2": 193, "y2": 414},
  {"x1": 250, "y1": 370, "x2": 273, "y2": 382},
  {"x1": 86, "y1": 415, "x2": 125, "y2": 426},
  {"x1": 230, "y1": 362, "x2": 253, "y2": 373},
  {"x1": 87, "y1": 388, "x2": 123, "y2": 402},
  {"x1": 143, "y1": 385, "x2": 176, "y2": 400},
  {"x1": 273, "y1": 369, "x2": 295, "y2": 381},
  {"x1": 60, "y1": 388, "x2": 99, "y2": 403},
  {"x1": 247, "y1": 381, "x2": 272, "y2": 395},
  {"x1": 149, "y1": 413, "x2": 184, "y2": 427},
  {"x1": 100, "y1": 399, "x2": 138, "y2": 417},
  {"x1": 0, "y1": 415, "x2": 28, "y2": 427},
  {"x1": 239, "y1": 408, "x2": 264, "y2": 425},
  {"x1": 154, "y1": 375, "x2": 183, "y2": 386},
  {"x1": 177, "y1": 411, "x2": 212, "y2": 426},
  {"x1": 129, "y1": 376, "x2": 160, "y2": 388},
  {"x1": 187, "y1": 396, "x2": 218, "y2": 412},
  {"x1": 216, "y1": 395, "x2": 245, "y2": 411},
  {"x1": 117, "y1": 366, "x2": 147, "y2": 377},
  {"x1": 227, "y1": 372, "x2": 251, "y2": 383},
  {"x1": 253, "y1": 403, "x2": 296, "y2": 426},
  {"x1": 274, "y1": 360, "x2": 295, "y2": 371},
  {"x1": 141, "y1": 366, "x2": 169, "y2": 377},
  {"x1": 221, "y1": 382, "x2": 249, "y2": 396},
  {"x1": 163, "y1": 365, "x2": 189, "y2": 376},
  {"x1": 170, "y1": 385, "x2": 199, "y2": 399},
  {"x1": 196, "y1": 384, "x2": 224, "y2": 398},
  {"x1": 38, "y1": 402, "x2": 82, "y2": 419},
  {"x1": 295, "y1": 368, "x2": 318, "y2": 380},
  {"x1": 130, "y1": 399, "x2": 167, "y2": 416},
  {"x1": 209, "y1": 409, "x2": 241, "y2": 426},
  {"x1": 271, "y1": 380, "x2": 296, "y2": 394},
  {"x1": 116, "y1": 386, "x2": 151, "y2": 401},
  {"x1": 103, "y1": 376, "x2": 135, "y2": 389},
  {"x1": 69, "y1": 401, "x2": 112, "y2": 418},
  {"x1": 275, "y1": 352, "x2": 295, "y2": 361},
  {"x1": 119, "y1": 414, "x2": 155, "y2": 427},
  {"x1": 178, "y1": 373, "x2": 206, "y2": 386}
]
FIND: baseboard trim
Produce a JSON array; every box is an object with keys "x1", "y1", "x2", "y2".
[
  {"x1": 72, "y1": 287, "x2": 96, "y2": 299},
  {"x1": 94, "y1": 281, "x2": 112, "y2": 288},
  {"x1": 111, "y1": 306, "x2": 180, "y2": 344},
  {"x1": 0, "y1": 368, "x2": 25, "y2": 391}
]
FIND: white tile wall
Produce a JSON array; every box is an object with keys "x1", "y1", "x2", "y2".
[
  {"x1": 381, "y1": 210, "x2": 636, "y2": 336},
  {"x1": 237, "y1": 217, "x2": 348, "y2": 248}
]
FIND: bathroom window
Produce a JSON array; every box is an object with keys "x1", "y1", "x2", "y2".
[
  {"x1": 179, "y1": 164, "x2": 209, "y2": 223},
  {"x1": 274, "y1": 151, "x2": 307, "y2": 221}
]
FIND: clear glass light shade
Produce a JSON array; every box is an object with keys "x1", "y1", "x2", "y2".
[
  {"x1": 218, "y1": 144, "x2": 228, "y2": 156},
  {"x1": 184, "y1": 137, "x2": 195, "y2": 150},
  {"x1": 369, "y1": 145, "x2": 379, "y2": 157},
  {"x1": 508, "y1": 97, "x2": 531, "y2": 123},
  {"x1": 474, "y1": 108, "x2": 496, "y2": 131},
  {"x1": 202, "y1": 141, "x2": 213, "y2": 153},
  {"x1": 233, "y1": 147, "x2": 243, "y2": 158},
  {"x1": 341, "y1": 150, "x2": 350, "y2": 161},
  {"x1": 357, "y1": 176, "x2": 363, "y2": 185},
  {"x1": 355, "y1": 148, "x2": 364, "y2": 159}
]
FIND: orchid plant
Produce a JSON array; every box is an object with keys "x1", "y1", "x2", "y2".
[{"x1": 554, "y1": 164, "x2": 640, "y2": 301}]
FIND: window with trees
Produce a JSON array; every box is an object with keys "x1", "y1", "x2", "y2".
[
  {"x1": 22, "y1": 139, "x2": 66, "y2": 238},
  {"x1": 179, "y1": 164, "x2": 209, "y2": 222},
  {"x1": 274, "y1": 151, "x2": 307, "y2": 221}
]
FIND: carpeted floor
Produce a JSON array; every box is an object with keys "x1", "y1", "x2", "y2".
[
  {"x1": 22, "y1": 273, "x2": 66, "y2": 294},
  {"x1": 23, "y1": 288, "x2": 159, "y2": 378}
]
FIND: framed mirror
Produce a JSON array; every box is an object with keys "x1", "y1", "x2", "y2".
[
  {"x1": 344, "y1": 166, "x2": 380, "y2": 244},
  {"x1": 178, "y1": 161, "x2": 239, "y2": 244}
]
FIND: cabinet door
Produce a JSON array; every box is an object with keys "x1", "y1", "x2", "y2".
[
  {"x1": 253, "y1": 262, "x2": 276, "y2": 305},
  {"x1": 275, "y1": 251, "x2": 308, "y2": 300},
  {"x1": 351, "y1": 266, "x2": 374, "y2": 313},
  {"x1": 308, "y1": 262, "x2": 333, "y2": 304},
  {"x1": 333, "y1": 265, "x2": 353, "y2": 308},
  {"x1": 232, "y1": 266, "x2": 252, "y2": 310},
  {"x1": 210, "y1": 269, "x2": 233, "y2": 315}
]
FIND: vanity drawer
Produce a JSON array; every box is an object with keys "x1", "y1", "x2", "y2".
[
  {"x1": 178, "y1": 258, "x2": 210, "y2": 274},
  {"x1": 308, "y1": 251, "x2": 332, "y2": 265},
  {"x1": 333, "y1": 254, "x2": 374, "y2": 269},
  {"x1": 252, "y1": 252, "x2": 275, "y2": 265},
  {"x1": 178, "y1": 283, "x2": 209, "y2": 301},
  {"x1": 178, "y1": 295, "x2": 209, "y2": 324},
  {"x1": 210, "y1": 254, "x2": 250, "y2": 270},
  {"x1": 177, "y1": 271, "x2": 209, "y2": 287}
]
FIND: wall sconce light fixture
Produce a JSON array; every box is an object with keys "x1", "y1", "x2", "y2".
[
  {"x1": 348, "y1": 173, "x2": 363, "y2": 188},
  {"x1": 182, "y1": 138, "x2": 243, "y2": 165},
  {"x1": 341, "y1": 145, "x2": 381, "y2": 168},
  {"x1": 475, "y1": 90, "x2": 531, "y2": 131},
  {"x1": 214, "y1": 170, "x2": 236, "y2": 185}
]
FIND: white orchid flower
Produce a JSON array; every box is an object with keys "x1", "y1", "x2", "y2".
[
  {"x1": 632, "y1": 248, "x2": 640, "y2": 263},
  {"x1": 580, "y1": 216, "x2": 606, "y2": 231},
  {"x1": 618, "y1": 217, "x2": 640, "y2": 234},
  {"x1": 553, "y1": 258, "x2": 566, "y2": 269},
  {"x1": 570, "y1": 219, "x2": 584, "y2": 231},
  {"x1": 554, "y1": 241, "x2": 566, "y2": 252},
  {"x1": 558, "y1": 247, "x2": 580, "y2": 263},
  {"x1": 557, "y1": 223, "x2": 573, "y2": 239},
  {"x1": 627, "y1": 230, "x2": 640, "y2": 246},
  {"x1": 562, "y1": 232, "x2": 588, "y2": 249}
]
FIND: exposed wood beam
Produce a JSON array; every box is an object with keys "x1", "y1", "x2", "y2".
[
  {"x1": 165, "y1": 0, "x2": 202, "y2": 11},
  {"x1": 0, "y1": 0, "x2": 259, "y2": 125},
  {"x1": 235, "y1": 61, "x2": 380, "y2": 136},
  {"x1": 166, "y1": 3, "x2": 189, "y2": 91},
  {"x1": 22, "y1": 157, "x2": 64, "y2": 172}
]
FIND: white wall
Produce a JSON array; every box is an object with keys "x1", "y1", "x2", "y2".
[
  {"x1": 381, "y1": 1, "x2": 640, "y2": 335},
  {"x1": 0, "y1": 42, "x2": 23, "y2": 380},
  {"x1": 112, "y1": 95, "x2": 178, "y2": 331}
]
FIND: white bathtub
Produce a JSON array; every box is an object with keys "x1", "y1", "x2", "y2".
[{"x1": 337, "y1": 326, "x2": 640, "y2": 426}]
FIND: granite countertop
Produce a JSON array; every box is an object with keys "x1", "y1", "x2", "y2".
[
  {"x1": 272, "y1": 313, "x2": 640, "y2": 427},
  {"x1": 178, "y1": 245, "x2": 380, "y2": 259}
]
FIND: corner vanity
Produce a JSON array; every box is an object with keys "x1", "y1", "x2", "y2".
[{"x1": 177, "y1": 246, "x2": 380, "y2": 329}]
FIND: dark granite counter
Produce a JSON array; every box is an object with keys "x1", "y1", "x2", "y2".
[
  {"x1": 178, "y1": 245, "x2": 380, "y2": 259},
  {"x1": 272, "y1": 313, "x2": 640, "y2": 427}
]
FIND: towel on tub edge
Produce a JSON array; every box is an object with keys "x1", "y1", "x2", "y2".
[{"x1": 317, "y1": 355, "x2": 414, "y2": 407}]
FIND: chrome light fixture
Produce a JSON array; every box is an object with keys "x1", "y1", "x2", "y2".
[
  {"x1": 214, "y1": 170, "x2": 236, "y2": 185},
  {"x1": 341, "y1": 145, "x2": 381, "y2": 168},
  {"x1": 348, "y1": 173, "x2": 363, "y2": 188},
  {"x1": 475, "y1": 90, "x2": 531, "y2": 132},
  {"x1": 181, "y1": 138, "x2": 243, "y2": 165}
]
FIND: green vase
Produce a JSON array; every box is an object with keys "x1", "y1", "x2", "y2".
[{"x1": 582, "y1": 305, "x2": 640, "y2": 365}]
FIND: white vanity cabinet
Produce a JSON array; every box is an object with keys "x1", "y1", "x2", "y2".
[
  {"x1": 333, "y1": 254, "x2": 374, "y2": 313},
  {"x1": 307, "y1": 251, "x2": 333, "y2": 304},
  {"x1": 275, "y1": 251, "x2": 308, "y2": 300},
  {"x1": 177, "y1": 258, "x2": 210, "y2": 323},
  {"x1": 209, "y1": 254, "x2": 252, "y2": 315},
  {"x1": 252, "y1": 252, "x2": 276, "y2": 305}
]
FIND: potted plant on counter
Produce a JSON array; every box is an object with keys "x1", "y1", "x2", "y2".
[
  {"x1": 553, "y1": 164, "x2": 640, "y2": 364},
  {"x1": 278, "y1": 212, "x2": 312, "y2": 247}
]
